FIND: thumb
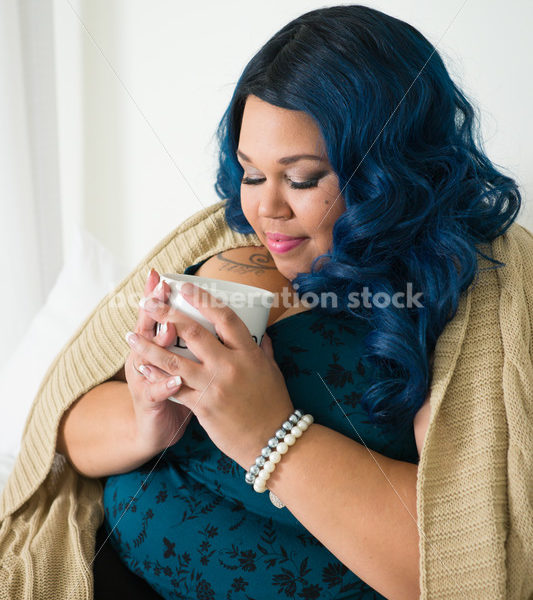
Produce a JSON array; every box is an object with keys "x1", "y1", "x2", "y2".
[{"x1": 260, "y1": 332, "x2": 274, "y2": 359}]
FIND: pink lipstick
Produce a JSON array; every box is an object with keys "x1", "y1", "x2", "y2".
[{"x1": 265, "y1": 232, "x2": 308, "y2": 254}]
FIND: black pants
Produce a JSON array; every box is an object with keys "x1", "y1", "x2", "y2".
[{"x1": 93, "y1": 523, "x2": 164, "y2": 599}]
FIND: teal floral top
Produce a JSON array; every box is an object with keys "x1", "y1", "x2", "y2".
[{"x1": 102, "y1": 258, "x2": 419, "y2": 599}]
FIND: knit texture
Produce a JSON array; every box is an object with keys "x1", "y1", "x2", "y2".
[{"x1": 0, "y1": 199, "x2": 531, "y2": 599}]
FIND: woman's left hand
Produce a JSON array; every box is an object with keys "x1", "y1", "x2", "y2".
[{"x1": 127, "y1": 280, "x2": 294, "y2": 471}]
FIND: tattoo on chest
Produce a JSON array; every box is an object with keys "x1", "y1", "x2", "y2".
[{"x1": 215, "y1": 252, "x2": 277, "y2": 275}]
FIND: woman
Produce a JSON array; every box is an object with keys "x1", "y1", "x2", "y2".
[
  {"x1": 81, "y1": 3, "x2": 521, "y2": 598},
  {"x1": 2, "y1": 4, "x2": 531, "y2": 600},
  {"x1": 88, "y1": 94, "x2": 424, "y2": 599}
]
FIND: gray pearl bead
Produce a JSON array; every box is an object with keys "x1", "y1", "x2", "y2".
[
  {"x1": 268, "y1": 437, "x2": 279, "y2": 449},
  {"x1": 261, "y1": 446, "x2": 272, "y2": 458},
  {"x1": 294, "y1": 409, "x2": 303, "y2": 418},
  {"x1": 255, "y1": 456, "x2": 266, "y2": 467},
  {"x1": 276, "y1": 429, "x2": 286, "y2": 439},
  {"x1": 245, "y1": 472, "x2": 255, "y2": 484},
  {"x1": 289, "y1": 414, "x2": 299, "y2": 424},
  {"x1": 250, "y1": 465, "x2": 260, "y2": 476},
  {"x1": 282, "y1": 420, "x2": 293, "y2": 431}
]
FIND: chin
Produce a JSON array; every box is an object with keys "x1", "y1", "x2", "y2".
[
  {"x1": 264, "y1": 243, "x2": 313, "y2": 281},
  {"x1": 278, "y1": 261, "x2": 307, "y2": 282}
]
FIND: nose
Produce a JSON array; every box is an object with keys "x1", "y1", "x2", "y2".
[{"x1": 257, "y1": 184, "x2": 292, "y2": 220}]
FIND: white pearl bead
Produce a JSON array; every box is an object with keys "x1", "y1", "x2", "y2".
[
  {"x1": 284, "y1": 434, "x2": 296, "y2": 446},
  {"x1": 253, "y1": 479, "x2": 266, "y2": 493},
  {"x1": 302, "y1": 414, "x2": 314, "y2": 424},
  {"x1": 291, "y1": 426, "x2": 302, "y2": 438},
  {"x1": 269, "y1": 451, "x2": 281, "y2": 464},
  {"x1": 297, "y1": 420, "x2": 308, "y2": 431},
  {"x1": 263, "y1": 460, "x2": 276, "y2": 473},
  {"x1": 257, "y1": 469, "x2": 270, "y2": 481},
  {"x1": 276, "y1": 442, "x2": 288, "y2": 454}
]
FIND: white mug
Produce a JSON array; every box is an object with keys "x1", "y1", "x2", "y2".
[{"x1": 155, "y1": 274, "x2": 275, "y2": 364}]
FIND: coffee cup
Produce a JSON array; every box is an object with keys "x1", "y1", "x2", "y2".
[{"x1": 155, "y1": 274, "x2": 275, "y2": 365}]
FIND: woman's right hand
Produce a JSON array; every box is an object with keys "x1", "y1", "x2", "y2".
[{"x1": 125, "y1": 269, "x2": 194, "y2": 456}]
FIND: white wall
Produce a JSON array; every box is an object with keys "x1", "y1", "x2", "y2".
[
  {"x1": 53, "y1": 0, "x2": 532, "y2": 272},
  {"x1": 0, "y1": 0, "x2": 61, "y2": 366}
]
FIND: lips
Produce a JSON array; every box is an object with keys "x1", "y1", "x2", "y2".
[
  {"x1": 265, "y1": 236, "x2": 308, "y2": 254},
  {"x1": 266, "y1": 232, "x2": 306, "y2": 242}
]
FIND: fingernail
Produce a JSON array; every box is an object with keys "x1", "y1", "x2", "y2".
[
  {"x1": 154, "y1": 281, "x2": 164, "y2": 295},
  {"x1": 167, "y1": 375, "x2": 182, "y2": 389},
  {"x1": 160, "y1": 322, "x2": 168, "y2": 335},
  {"x1": 139, "y1": 364, "x2": 151, "y2": 378},
  {"x1": 168, "y1": 395, "x2": 183, "y2": 404},
  {"x1": 146, "y1": 268, "x2": 153, "y2": 281},
  {"x1": 125, "y1": 331, "x2": 137, "y2": 345}
]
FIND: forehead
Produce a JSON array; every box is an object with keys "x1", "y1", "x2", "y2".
[{"x1": 239, "y1": 95, "x2": 324, "y2": 154}]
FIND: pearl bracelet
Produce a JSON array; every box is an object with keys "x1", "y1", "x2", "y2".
[{"x1": 244, "y1": 409, "x2": 314, "y2": 509}]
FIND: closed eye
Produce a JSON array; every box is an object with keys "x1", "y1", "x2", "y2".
[{"x1": 241, "y1": 177, "x2": 321, "y2": 190}]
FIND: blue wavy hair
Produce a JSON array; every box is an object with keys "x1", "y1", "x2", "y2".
[{"x1": 213, "y1": 4, "x2": 522, "y2": 433}]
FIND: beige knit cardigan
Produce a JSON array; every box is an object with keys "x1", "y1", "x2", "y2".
[{"x1": 0, "y1": 200, "x2": 532, "y2": 599}]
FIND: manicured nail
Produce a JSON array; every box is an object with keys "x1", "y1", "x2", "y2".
[
  {"x1": 154, "y1": 281, "x2": 164, "y2": 295},
  {"x1": 168, "y1": 395, "x2": 183, "y2": 404},
  {"x1": 160, "y1": 322, "x2": 168, "y2": 335},
  {"x1": 167, "y1": 375, "x2": 182, "y2": 389},
  {"x1": 138, "y1": 364, "x2": 151, "y2": 378},
  {"x1": 146, "y1": 268, "x2": 154, "y2": 281},
  {"x1": 125, "y1": 331, "x2": 137, "y2": 345}
]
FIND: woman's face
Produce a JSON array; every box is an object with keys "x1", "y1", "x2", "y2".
[{"x1": 237, "y1": 95, "x2": 346, "y2": 281}]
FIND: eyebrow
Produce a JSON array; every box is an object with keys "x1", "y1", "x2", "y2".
[{"x1": 236, "y1": 149, "x2": 326, "y2": 165}]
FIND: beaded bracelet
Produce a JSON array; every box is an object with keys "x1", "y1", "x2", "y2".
[{"x1": 244, "y1": 409, "x2": 314, "y2": 509}]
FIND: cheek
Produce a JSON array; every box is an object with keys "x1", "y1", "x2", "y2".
[
  {"x1": 320, "y1": 193, "x2": 345, "y2": 230},
  {"x1": 240, "y1": 196, "x2": 255, "y2": 222},
  {"x1": 305, "y1": 197, "x2": 341, "y2": 233},
  {"x1": 309, "y1": 199, "x2": 345, "y2": 249}
]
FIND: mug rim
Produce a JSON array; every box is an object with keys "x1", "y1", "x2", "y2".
[{"x1": 160, "y1": 273, "x2": 276, "y2": 301}]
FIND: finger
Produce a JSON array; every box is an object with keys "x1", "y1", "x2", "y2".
[
  {"x1": 136, "y1": 269, "x2": 159, "y2": 339},
  {"x1": 126, "y1": 354, "x2": 184, "y2": 401},
  {"x1": 154, "y1": 319, "x2": 178, "y2": 350},
  {"x1": 142, "y1": 282, "x2": 250, "y2": 352},
  {"x1": 144, "y1": 268, "x2": 157, "y2": 296},
  {"x1": 179, "y1": 282, "x2": 254, "y2": 350},
  {"x1": 152, "y1": 373, "x2": 184, "y2": 403},
  {"x1": 142, "y1": 271, "x2": 177, "y2": 348},
  {"x1": 126, "y1": 351, "x2": 188, "y2": 405},
  {"x1": 125, "y1": 330, "x2": 205, "y2": 391},
  {"x1": 137, "y1": 270, "x2": 170, "y2": 339},
  {"x1": 131, "y1": 358, "x2": 174, "y2": 382},
  {"x1": 125, "y1": 349, "x2": 179, "y2": 390},
  {"x1": 139, "y1": 296, "x2": 224, "y2": 364}
]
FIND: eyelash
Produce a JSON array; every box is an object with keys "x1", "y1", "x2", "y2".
[{"x1": 241, "y1": 176, "x2": 320, "y2": 190}]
